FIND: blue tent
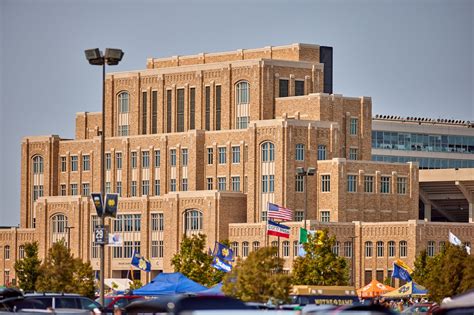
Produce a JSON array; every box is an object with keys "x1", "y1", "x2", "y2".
[
  {"x1": 197, "y1": 283, "x2": 224, "y2": 296},
  {"x1": 132, "y1": 272, "x2": 207, "y2": 296}
]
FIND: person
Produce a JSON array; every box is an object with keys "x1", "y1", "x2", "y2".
[
  {"x1": 113, "y1": 305, "x2": 122, "y2": 315},
  {"x1": 397, "y1": 300, "x2": 404, "y2": 312}
]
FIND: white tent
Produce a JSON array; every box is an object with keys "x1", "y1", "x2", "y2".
[{"x1": 104, "y1": 278, "x2": 132, "y2": 292}]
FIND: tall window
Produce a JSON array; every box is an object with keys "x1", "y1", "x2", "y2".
[
  {"x1": 207, "y1": 178, "x2": 213, "y2": 190},
  {"x1": 218, "y1": 147, "x2": 226, "y2": 164},
  {"x1": 318, "y1": 145, "x2": 327, "y2": 160},
  {"x1": 427, "y1": 241, "x2": 435, "y2": 257},
  {"x1": 82, "y1": 183, "x2": 90, "y2": 196},
  {"x1": 154, "y1": 150, "x2": 160, "y2": 168},
  {"x1": 4, "y1": 245, "x2": 10, "y2": 260},
  {"x1": 61, "y1": 156, "x2": 66, "y2": 172},
  {"x1": 167, "y1": 90, "x2": 172, "y2": 133},
  {"x1": 131, "y1": 181, "x2": 137, "y2": 196},
  {"x1": 295, "y1": 175, "x2": 304, "y2": 192},
  {"x1": 242, "y1": 242, "x2": 249, "y2": 257},
  {"x1": 376, "y1": 241, "x2": 384, "y2": 257},
  {"x1": 399, "y1": 241, "x2": 408, "y2": 257},
  {"x1": 184, "y1": 210, "x2": 203, "y2": 235},
  {"x1": 261, "y1": 142, "x2": 275, "y2": 162},
  {"x1": 236, "y1": 81, "x2": 250, "y2": 129},
  {"x1": 347, "y1": 175, "x2": 357, "y2": 192},
  {"x1": 105, "y1": 153, "x2": 111, "y2": 170},
  {"x1": 295, "y1": 80, "x2": 305, "y2": 96},
  {"x1": 189, "y1": 88, "x2": 195, "y2": 130},
  {"x1": 283, "y1": 241, "x2": 290, "y2": 257},
  {"x1": 71, "y1": 156, "x2": 78, "y2": 172},
  {"x1": 116, "y1": 152, "x2": 122, "y2": 170},
  {"x1": 349, "y1": 148, "x2": 358, "y2": 160},
  {"x1": 19, "y1": 245, "x2": 25, "y2": 259},
  {"x1": 33, "y1": 156, "x2": 44, "y2": 174},
  {"x1": 177, "y1": 88, "x2": 185, "y2": 132},
  {"x1": 70, "y1": 183, "x2": 78, "y2": 195},
  {"x1": 365, "y1": 241, "x2": 373, "y2": 257},
  {"x1": 170, "y1": 149, "x2": 177, "y2": 166},
  {"x1": 142, "y1": 91, "x2": 147, "y2": 134},
  {"x1": 364, "y1": 176, "x2": 374, "y2": 193},
  {"x1": 154, "y1": 180, "x2": 160, "y2": 195},
  {"x1": 332, "y1": 241, "x2": 340, "y2": 256},
  {"x1": 142, "y1": 180, "x2": 149, "y2": 195},
  {"x1": 321, "y1": 175, "x2": 331, "y2": 192},
  {"x1": 231, "y1": 242, "x2": 239, "y2": 257},
  {"x1": 397, "y1": 177, "x2": 407, "y2": 194},
  {"x1": 118, "y1": 91, "x2": 129, "y2": 113},
  {"x1": 118, "y1": 92, "x2": 130, "y2": 136},
  {"x1": 152, "y1": 90, "x2": 158, "y2": 134},
  {"x1": 51, "y1": 214, "x2": 67, "y2": 245},
  {"x1": 116, "y1": 182, "x2": 122, "y2": 196},
  {"x1": 170, "y1": 179, "x2": 176, "y2": 192},
  {"x1": 279, "y1": 79, "x2": 289, "y2": 97},
  {"x1": 215, "y1": 85, "x2": 221, "y2": 130},
  {"x1": 182, "y1": 149, "x2": 188, "y2": 166},
  {"x1": 295, "y1": 144, "x2": 305, "y2": 161},
  {"x1": 182, "y1": 178, "x2": 188, "y2": 191},
  {"x1": 388, "y1": 241, "x2": 395, "y2": 257},
  {"x1": 151, "y1": 213, "x2": 164, "y2": 231},
  {"x1": 350, "y1": 118, "x2": 358, "y2": 135},
  {"x1": 205, "y1": 86, "x2": 210, "y2": 131},
  {"x1": 232, "y1": 176, "x2": 240, "y2": 192},
  {"x1": 321, "y1": 210, "x2": 330, "y2": 222},
  {"x1": 381, "y1": 176, "x2": 391, "y2": 194},
  {"x1": 344, "y1": 241, "x2": 353, "y2": 257},
  {"x1": 131, "y1": 152, "x2": 137, "y2": 169},
  {"x1": 232, "y1": 146, "x2": 240, "y2": 164},
  {"x1": 142, "y1": 151, "x2": 150, "y2": 169},
  {"x1": 207, "y1": 148, "x2": 213, "y2": 164},
  {"x1": 218, "y1": 177, "x2": 226, "y2": 191},
  {"x1": 252, "y1": 241, "x2": 260, "y2": 252},
  {"x1": 82, "y1": 155, "x2": 90, "y2": 171}
]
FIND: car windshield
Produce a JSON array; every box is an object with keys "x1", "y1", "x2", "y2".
[{"x1": 96, "y1": 297, "x2": 114, "y2": 307}]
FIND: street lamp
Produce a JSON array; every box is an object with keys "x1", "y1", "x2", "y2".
[
  {"x1": 84, "y1": 48, "x2": 124, "y2": 307},
  {"x1": 296, "y1": 167, "x2": 316, "y2": 231}
]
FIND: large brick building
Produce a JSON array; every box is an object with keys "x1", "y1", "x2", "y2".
[{"x1": 1, "y1": 43, "x2": 473, "y2": 288}]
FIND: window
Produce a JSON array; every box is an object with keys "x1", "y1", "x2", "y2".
[
  {"x1": 60, "y1": 184, "x2": 66, "y2": 196},
  {"x1": 295, "y1": 175, "x2": 304, "y2": 192},
  {"x1": 205, "y1": 86, "x2": 210, "y2": 131},
  {"x1": 397, "y1": 177, "x2": 407, "y2": 194},
  {"x1": 105, "y1": 153, "x2": 111, "y2": 170},
  {"x1": 167, "y1": 90, "x2": 172, "y2": 133},
  {"x1": 293, "y1": 241, "x2": 299, "y2": 257},
  {"x1": 61, "y1": 156, "x2": 66, "y2": 172},
  {"x1": 215, "y1": 85, "x2": 221, "y2": 130},
  {"x1": 364, "y1": 176, "x2": 374, "y2": 193},
  {"x1": 295, "y1": 210, "x2": 304, "y2": 221},
  {"x1": 105, "y1": 182, "x2": 111, "y2": 193},
  {"x1": 170, "y1": 149, "x2": 177, "y2": 166},
  {"x1": 232, "y1": 146, "x2": 240, "y2": 163},
  {"x1": 365, "y1": 270, "x2": 373, "y2": 285},
  {"x1": 279, "y1": 79, "x2": 289, "y2": 97},
  {"x1": 344, "y1": 241, "x2": 353, "y2": 258},
  {"x1": 151, "y1": 241, "x2": 159, "y2": 258},
  {"x1": 151, "y1": 213, "x2": 164, "y2": 231},
  {"x1": 321, "y1": 210, "x2": 330, "y2": 222},
  {"x1": 231, "y1": 242, "x2": 239, "y2": 257},
  {"x1": 295, "y1": 80, "x2": 305, "y2": 96},
  {"x1": 295, "y1": 144, "x2": 305, "y2": 161},
  {"x1": 118, "y1": 125, "x2": 129, "y2": 137},
  {"x1": 33, "y1": 185, "x2": 44, "y2": 201},
  {"x1": 182, "y1": 178, "x2": 188, "y2": 191},
  {"x1": 439, "y1": 241, "x2": 446, "y2": 251},
  {"x1": 116, "y1": 181, "x2": 122, "y2": 196},
  {"x1": 142, "y1": 180, "x2": 149, "y2": 195},
  {"x1": 365, "y1": 241, "x2": 373, "y2": 257},
  {"x1": 4, "y1": 245, "x2": 10, "y2": 260},
  {"x1": 318, "y1": 145, "x2": 327, "y2": 160},
  {"x1": 242, "y1": 242, "x2": 249, "y2": 257},
  {"x1": 142, "y1": 151, "x2": 149, "y2": 169},
  {"x1": 189, "y1": 88, "x2": 195, "y2": 130},
  {"x1": 399, "y1": 241, "x2": 408, "y2": 257},
  {"x1": 349, "y1": 148, "x2": 358, "y2": 160},
  {"x1": 427, "y1": 241, "x2": 435, "y2": 257},
  {"x1": 82, "y1": 155, "x2": 90, "y2": 171},
  {"x1": 207, "y1": 178, "x2": 213, "y2": 190},
  {"x1": 52, "y1": 214, "x2": 67, "y2": 234},
  {"x1": 218, "y1": 177, "x2": 226, "y2": 191},
  {"x1": 71, "y1": 156, "x2": 78, "y2": 172},
  {"x1": 131, "y1": 181, "x2": 137, "y2": 196},
  {"x1": 124, "y1": 241, "x2": 133, "y2": 258},
  {"x1": 142, "y1": 91, "x2": 147, "y2": 134},
  {"x1": 154, "y1": 150, "x2": 160, "y2": 168},
  {"x1": 381, "y1": 176, "x2": 391, "y2": 194},
  {"x1": 236, "y1": 81, "x2": 250, "y2": 129},
  {"x1": 283, "y1": 241, "x2": 290, "y2": 257},
  {"x1": 376, "y1": 241, "x2": 384, "y2": 257},
  {"x1": 388, "y1": 241, "x2": 395, "y2": 257},
  {"x1": 116, "y1": 153, "x2": 122, "y2": 170},
  {"x1": 152, "y1": 91, "x2": 158, "y2": 134},
  {"x1": 261, "y1": 210, "x2": 267, "y2": 222},
  {"x1": 321, "y1": 175, "x2": 331, "y2": 192},
  {"x1": 350, "y1": 118, "x2": 358, "y2": 135},
  {"x1": 131, "y1": 152, "x2": 137, "y2": 169},
  {"x1": 218, "y1": 147, "x2": 226, "y2": 164},
  {"x1": 232, "y1": 176, "x2": 240, "y2": 192},
  {"x1": 262, "y1": 175, "x2": 275, "y2": 193},
  {"x1": 252, "y1": 241, "x2": 260, "y2": 252},
  {"x1": 154, "y1": 180, "x2": 160, "y2": 195},
  {"x1": 177, "y1": 88, "x2": 185, "y2": 132},
  {"x1": 70, "y1": 183, "x2": 78, "y2": 195},
  {"x1": 347, "y1": 175, "x2": 357, "y2": 192},
  {"x1": 184, "y1": 210, "x2": 203, "y2": 234},
  {"x1": 118, "y1": 92, "x2": 129, "y2": 113},
  {"x1": 182, "y1": 149, "x2": 188, "y2": 166},
  {"x1": 82, "y1": 183, "x2": 90, "y2": 196},
  {"x1": 261, "y1": 142, "x2": 275, "y2": 162},
  {"x1": 118, "y1": 92, "x2": 130, "y2": 136},
  {"x1": 19, "y1": 245, "x2": 25, "y2": 259},
  {"x1": 207, "y1": 148, "x2": 213, "y2": 164},
  {"x1": 332, "y1": 241, "x2": 340, "y2": 256},
  {"x1": 170, "y1": 179, "x2": 176, "y2": 192}
]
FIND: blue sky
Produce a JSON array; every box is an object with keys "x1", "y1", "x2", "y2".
[{"x1": 0, "y1": 0, "x2": 473, "y2": 226}]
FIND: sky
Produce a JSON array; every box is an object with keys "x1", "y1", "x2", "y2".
[{"x1": 0, "y1": 0, "x2": 473, "y2": 226}]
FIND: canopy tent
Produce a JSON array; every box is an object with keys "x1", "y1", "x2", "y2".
[
  {"x1": 357, "y1": 280, "x2": 395, "y2": 298},
  {"x1": 442, "y1": 289, "x2": 474, "y2": 309},
  {"x1": 104, "y1": 278, "x2": 132, "y2": 293},
  {"x1": 197, "y1": 283, "x2": 224, "y2": 296},
  {"x1": 132, "y1": 272, "x2": 207, "y2": 296},
  {"x1": 382, "y1": 281, "x2": 428, "y2": 298}
]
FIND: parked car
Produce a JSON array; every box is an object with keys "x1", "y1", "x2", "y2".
[
  {"x1": 96, "y1": 295, "x2": 145, "y2": 312},
  {"x1": 23, "y1": 293, "x2": 102, "y2": 312}
]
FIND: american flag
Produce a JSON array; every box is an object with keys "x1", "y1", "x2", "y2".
[{"x1": 268, "y1": 202, "x2": 293, "y2": 221}]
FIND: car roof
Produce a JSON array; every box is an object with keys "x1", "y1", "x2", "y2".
[{"x1": 24, "y1": 293, "x2": 81, "y2": 297}]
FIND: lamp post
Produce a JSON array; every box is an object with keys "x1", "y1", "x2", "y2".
[
  {"x1": 296, "y1": 167, "x2": 316, "y2": 231},
  {"x1": 84, "y1": 48, "x2": 124, "y2": 307}
]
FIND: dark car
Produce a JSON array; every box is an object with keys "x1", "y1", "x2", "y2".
[
  {"x1": 97, "y1": 295, "x2": 145, "y2": 312},
  {"x1": 23, "y1": 293, "x2": 102, "y2": 312}
]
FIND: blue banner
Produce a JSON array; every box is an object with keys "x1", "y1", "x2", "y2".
[
  {"x1": 131, "y1": 250, "x2": 151, "y2": 272},
  {"x1": 213, "y1": 242, "x2": 234, "y2": 262},
  {"x1": 211, "y1": 256, "x2": 232, "y2": 272},
  {"x1": 392, "y1": 262, "x2": 412, "y2": 282}
]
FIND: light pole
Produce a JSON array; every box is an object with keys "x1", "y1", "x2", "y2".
[
  {"x1": 84, "y1": 48, "x2": 124, "y2": 307},
  {"x1": 65, "y1": 225, "x2": 74, "y2": 250},
  {"x1": 296, "y1": 167, "x2": 316, "y2": 231}
]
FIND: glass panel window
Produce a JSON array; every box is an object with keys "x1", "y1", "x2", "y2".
[
  {"x1": 232, "y1": 146, "x2": 240, "y2": 164},
  {"x1": 131, "y1": 181, "x2": 137, "y2": 196},
  {"x1": 70, "y1": 183, "x2": 78, "y2": 195},
  {"x1": 71, "y1": 156, "x2": 78, "y2": 172},
  {"x1": 231, "y1": 242, "x2": 239, "y2": 257},
  {"x1": 318, "y1": 145, "x2": 327, "y2": 160},
  {"x1": 170, "y1": 149, "x2": 177, "y2": 166},
  {"x1": 177, "y1": 88, "x2": 185, "y2": 132},
  {"x1": 321, "y1": 175, "x2": 331, "y2": 192},
  {"x1": 105, "y1": 153, "x2": 111, "y2": 170},
  {"x1": 82, "y1": 155, "x2": 90, "y2": 171},
  {"x1": 376, "y1": 241, "x2": 384, "y2": 257},
  {"x1": 60, "y1": 184, "x2": 66, "y2": 196},
  {"x1": 295, "y1": 211, "x2": 304, "y2": 221},
  {"x1": 142, "y1": 151, "x2": 149, "y2": 169},
  {"x1": 167, "y1": 90, "x2": 172, "y2": 133},
  {"x1": 189, "y1": 88, "x2": 195, "y2": 130},
  {"x1": 332, "y1": 241, "x2": 340, "y2": 256},
  {"x1": 105, "y1": 182, "x2": 111, "y2": 194},
  {"x1": 82, "y1": 183, "x2": 90, "y2": 196},
  {"x1": 142, "y1": 91, "x2": 148, "y2": 134},
  {"x1": 116, "y1": 181, "x2": 122, "y2": 196},
  {"x1": 295, "y1": 144, "x2": 305, "y2": 161},
  {"x1": 184, "y1": 210, "x2": 203, "y2": 234},
  {"x1": 236, "y1": 81, "x2": 249, "y2": 104},
  {"x1": 232, "y1": 176, "x2": 240, "y2": 192},
  {"x1": 207, "y1": 177, "x2": 213, "y2": 190},
  {"x1": 19, "y1": 245, "x2": 25, "y2": 259},
  {"x1": 131, "y1": 152, "x2": 137, "y2": 169},
  {"x1": 381, "y1": 176, "x2": 391, "y2": 194},
  {"x1": 182, "y1": 178, "x2": 188, "y2": 191},
  {"x1": 151, "y1": 213, "x2": 164, "y2": 231},
  {"x1": 236, "y1": 81, "x2": 250, "y2": 129},
  {"x1": 151, "y1": 241, "x2": 159, "y2": 258},
  {"x1": 261, "y1": 142, "x2": 275, "y2": 162},
  {"x1": 253, "y1": 241, "x2": 260, "y2": 252},
  {"x1": 215, "y1": 86, "x2": 221, "y2": 130},
  {"x1": 4, "y1": 245, "x2": 10, "y2": 260},
  {"x1": 399, "y1": 241, "x2": 408, "y2": 257},
  {"x1": 118, "y1": 92, "x2": 129, "y2": 113},
  {"x1": 295, "y1": 80, "x2": 305, "y2": 96},
  {"x1": 116, "y1": 152, "x2": 122, "y2": 170},
  {"x1": 218, "y1": 177, "x2": 226, "y2": 191},
  {"x1": 344, "y1": 241, "x2": 353, "y2": 258},
  {"x1": 349, "y1": 148, "x2": 358, "y2": 160},
  {"x1": 321, "y1": 210, "x2": 330, "y2": 222},
  {"x1": 61, "y1": 156, "x2": 66, "y2": 172},
  {"x1": 397, "y1": 177, "x2": 407, "y2": 194},
  {"x1": 364, "y1": 176, "x2": 374, "y2": 193},
  {"x1": 350, "y1": 118, "x2": 358, "y2": 135},
  {"x1": 170, "y1": 179, "x2": 176, "y2": 192},
  {"x1": 427, "y1": 241, "x2": 435, "y2": 257},
  {"x1": 365, "y1": 241, "x2": 373, "y2": 257},
  {"x1": 388, "y1": 241, "x2": 395, "y2": 257},
  {"x1": 283, "y1": 241, "x2": 290, "y2": 257},
  {"x1": 154, "y1": 150, "x2": 160, "y2": 168},
  {"x1": 242, "y1": 242, "x2": 249, "y2": 257},
  {"x1": 207, "y1": 148, "x2": 213, "y2": 164},
  {"x1": 279, "y1": 79, "x2": 289, "y2": 97},
  {"x1": 154, "y1": 180, "x2": 160, "y2": 195},
  {"x1": 295, "y1": 175, "x2": 304, "y2": 192},
  {"x1": 218, "y1": 147, "x2": 226, "y2": 164},
  {"x1": 142, "y1": 180, "x2": 149, "y2": 195},
  {"x1": 182, "y1": 149, "x2": 188, "y2": 166},
  {"x1": 293, "y1": 241, "x2": 299, "y2": 257},
  {"x1": 205, "y1": 86, "x2": 210, "y2": 131},
  {"x1": 347, "y1": 175, "x2": 357, "y2": 192}
]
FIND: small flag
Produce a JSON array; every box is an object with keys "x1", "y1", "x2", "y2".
[
  {"x1": 213, "y1": 242, "x2": 234, "y2": 262},
  {"x1": 211, "y1": 256, "x2": 232, "y2": 272},
  {"x1": 268, "y1": 203, "x2": 293, "y2": 221},
  {"x1": 449, "y1": 231, "x2": 462, "y2": 246},
  {"x1": 131, "y1": 250, "x2": 151, "y2": 272},
  {"x1": 267, "y1": 220, "x2": 290, "y2": 238},
  {"x1": 392, "y1": 262, "x2": 412, "y2": 282},
  {"x1": 108, "y1": 233, "x2": 123, "y2": 247},
  {"x1": 298, "y1": 229, "x2": 322, "y2": 256},
  {"x1": 104, "y1": 193, "x2": 119, "y2": 218},
  {"x1": 91, "y1": 193, "x2": 103, "y2": 217},
  {"x1": 394, "y1": 259, "x2": 413, "y2": 274}
]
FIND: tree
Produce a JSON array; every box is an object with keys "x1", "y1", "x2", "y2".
[
  {"x1": 35, "y1": 239, "x2": 95, "y2": 298},
  {"x1": 222, "y1": 247, "x2": 291, "y2": 303},
  {"x1": 129, "y1": 280, "x2": 143, "y2": 290},
  {"x1": 412, "y1": 249, "x2": 431, "y2": 286},
  {"x1": 171, "y1": 234, "x2": 224, "y2": 287},
  {"x1": 14, "y1": 242, "x2": 41, "y2": 292},
  {"x1": 292, "y1": 229, "x2": 349, "y2": 286}
]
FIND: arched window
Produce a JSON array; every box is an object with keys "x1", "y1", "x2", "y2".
[
  {"x1": 4, "y1": 245, "x2": 10, "y2": 260},
  {"x1": 252, "y1": 241, "x2": 260, "y2": 252},
  {"x1": 261, "y1": 142, "x2": 275, "y2": 162},
  {"x1": 235, "y1": 81, "x2": 250, "y2": 129},
  {"x1": 33, "y1": 156, "x2": 44, "y2": 174},
  {"x1": 376, "y1": 241, "x2": 384, "y2": 257},
  {"x1": 242, "y1": 241, "x2": 249, "y2": 257},
  {"x1": 388, "y1": 241, "x2": 395, "y2": 257},
  {"x1": 51, "y1": 214, "x2": 68, "y2": 245},
  {"x1": 295, "y1": 144, "x2": 305, "y2": 161},
  {"x1": 184, "y1": 209, "x2": 203, "y2": 235},
  {"x1": 19, "y1": 245, "x2": 25, "y2": 259},
  {"x1": 231, "y1": 242, "x2": 239, "y2": 257},
  {"x1": 399, "y1": 241, "x2": 408, "y2": 257},
  {"x1": 365, "y1": 241, "x2": 373, "y2": 257},
  {"x1": 118, "y1": 92, "x2": 130, "y2": 113},
  {"x1": 118, "y1": 91, "x2": 130, "y2": 136},
  {"x1": 282, "y1": 241, "x2": 290, "y2": 257},
  {"x1": 293, "y1": 240, "x2": 299, "y2": 257}
]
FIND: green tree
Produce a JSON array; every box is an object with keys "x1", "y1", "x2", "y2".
[
  {"x1": 171, "y1": 234, "x2": 224, "y2": 287},
  {"x1": 129, "y1": 280, "x2": 143, "y2": 290},
  {"x1": 222, "y1": 247, "x2": 291, "y2": 303},
  {"x1": 412, "y1": 249, "x2": 431, "y2": 286},
  {"x1": 14, "y1": 242, "x2": 41, "y2": 292},
  {"x1": 35, "y1": 240, "x2": 95, "y2": 298},
  {"x1": 292, "y1": 229, "x2": 349, "y2": 285}
]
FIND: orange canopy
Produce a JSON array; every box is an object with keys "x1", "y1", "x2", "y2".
[{"x1": 357, "y1": 280, "x2": 395, "y2": 298}]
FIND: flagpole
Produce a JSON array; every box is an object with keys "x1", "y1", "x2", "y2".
[{"x1": 277, "y1": 236, "x2": 280, "y2": 259}]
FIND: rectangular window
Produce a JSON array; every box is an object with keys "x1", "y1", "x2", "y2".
[
  {"x1": 142, "y1": 151, "x2": 149, "y2": 169},
  {"x1": 142, "y1": 91, "x2": 147, "y2": 134},
  {"x1": 347, "y1": 175, "x2": 357, "y2": 192},
  {"x1": 82, "y1": 155, "x2": 90, "y2": 171},
  {"x1": 170, "y1": 179, "x2": 176, "y2": 192},
  {"x1": 207, "y1": 177, "x2": 213, "y2": 190},
  {"x1": 215, "y1": 85, "x2": 221, "y2": 130},
  {"x1": 321, "y1": 210, "x2": 330, "y2": 222},
  {"x1": 349, "y1": 148, "x2": 358, "y2": 160},
  {"x1": 344, "y1": 241, "x2": 353, "y2": 258},
  {"x1": 207, "y1": 148, "x2": 213, "y2": 164},
  {"x1": 177, "y1": 88, "x2": 185, "y2": 132},
  {"x1": 71, "y1": 156, "x2": 78, "y2": 172},
  {"x1": 142, "y1": 180, "x2": 149, "y2": 195},
  {"x1": 350, "y1": 118, "x2": 358, "y2": 135},
  {"x1": 397, "y1": 177, "x2": 407, "y2": 194},
  {"x1": 364, "y1": 176, "x2": 374, "y2": 193},
  {"x1": 182, "y1": 148, "x2": 188, "y2": 166},
  {"x1": 189, "y1": 88, "x2": 195, "y2": 130},
  {"x1": 262, "y1": 175, "x2": 268, "y2": 193},
  {"x1": 154, "y1": 179, "x2": 160, "y2": 195},
  {"x1": 131, "y1": 181, "x2": 137, "y2": 197},
  {"x1": 295, "y1": 80, "x2": 305, "y2": 96},
  {"x1": 124, "y1": 241, "x2": 133, "y2": 258},
  {"x1": 151, "y1": 241, "x2": 159, "y2": 258},
  {"x1": 218, "y1": 147, "x2": 226, "y2": 164},
  {"x1": 182, "y1": 178, "x2": 188, "y2": 191},
  {"x1": 60, "y1": 184, "x2": 66, "y2": 196},
  {"x1": 377, "y1": 242, "x2": 384, "y2": 257},
  {"x1": 105, "y1": 182, "x2": 111, "y2": 193},
  {"x1": 118, "y1": 125, "x2": 129, "y2": 136},
  {"x1": 295, "y1": 144, "x2": 305, "y2": 161},
  {"x1": 170, "y1": 149, "x2": 177, "y2": 166},
  {"x1": 105, "y1": 153, "x2": 111, "y2": 170},
  {"x1": 154, "y1": 150, "x2": 160, "y2": 168},
  {"x1": 70, "y1": 183, "x2": 78, "y2": 195},
  {"x1": 232, "y1": 146, "x2": 240, "y2": 164},
  {"x1": 61, "y1": 156, "x2": 66, "y2": 172},
  {"x1": 381, "y1": 176, "x2": 391, "y2": 194},
  {"x1": 218, "y1": 177, "x2": 226, "y2": 191},
  {"x1": 205, "y1": 86, "x2": 210, "y2": 131},
  {"x1": 82, "y1": 183, "x2": 90, "y2": 196},
  {"x1": 279, "y1": 79, "x2": 289, "y2": 97},
  {"x1": 295, "y1": 211, "x2": 304, "y2": 221},
  {"x1": 232, "y1": 176, "x2": 240, "y2": 192},
  {"x1": 116, "y1": 181, "x2": 122, "y2": 196},
  {"x1": 116, "y1": 152, "x2": 122, "y2": 170},
  {"x1": 167, "y1": 89, "x2": 172, "y2": 133},
  {"x1": 295, "y1": 175, "x2": 304, "y2": 192},
  {"x1": 152, "y1": 90, "x2": 158, "y2": 134},
  {"x1": 388, "y1": 241, "x2": 395, "y2": 257},
  {"x1": 318, "y1": 145, "x2": 327, "y2": 160},
  {"x1": 33, "y1": 185, "x2": 44, "y2": 201},
  {"x1": 321, "y1": 175, "x2": 331, "y2": 192},
  {"x1": 151, "y1": 213, "x2": 164, "y2": 231},
  {"x1": 269, "y1": 175, "x2": 274, "y2": 192},
  {"x1": 131, "y1": 152, "x2": 137, "y2": 169}
]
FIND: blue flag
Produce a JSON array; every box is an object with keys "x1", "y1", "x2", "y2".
[
  {"x1": 213, "y1": 242, "x2": 234, "y2": 262},
  {"x1": 211, "y1": 256, "x2": 232, "y2": 272},
  {"x1": 131, "y1": 251, "x2": 151, "y2": 272},
  {"x1": 392, "y1": 262, "x2": 412, "y2": 282}
]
